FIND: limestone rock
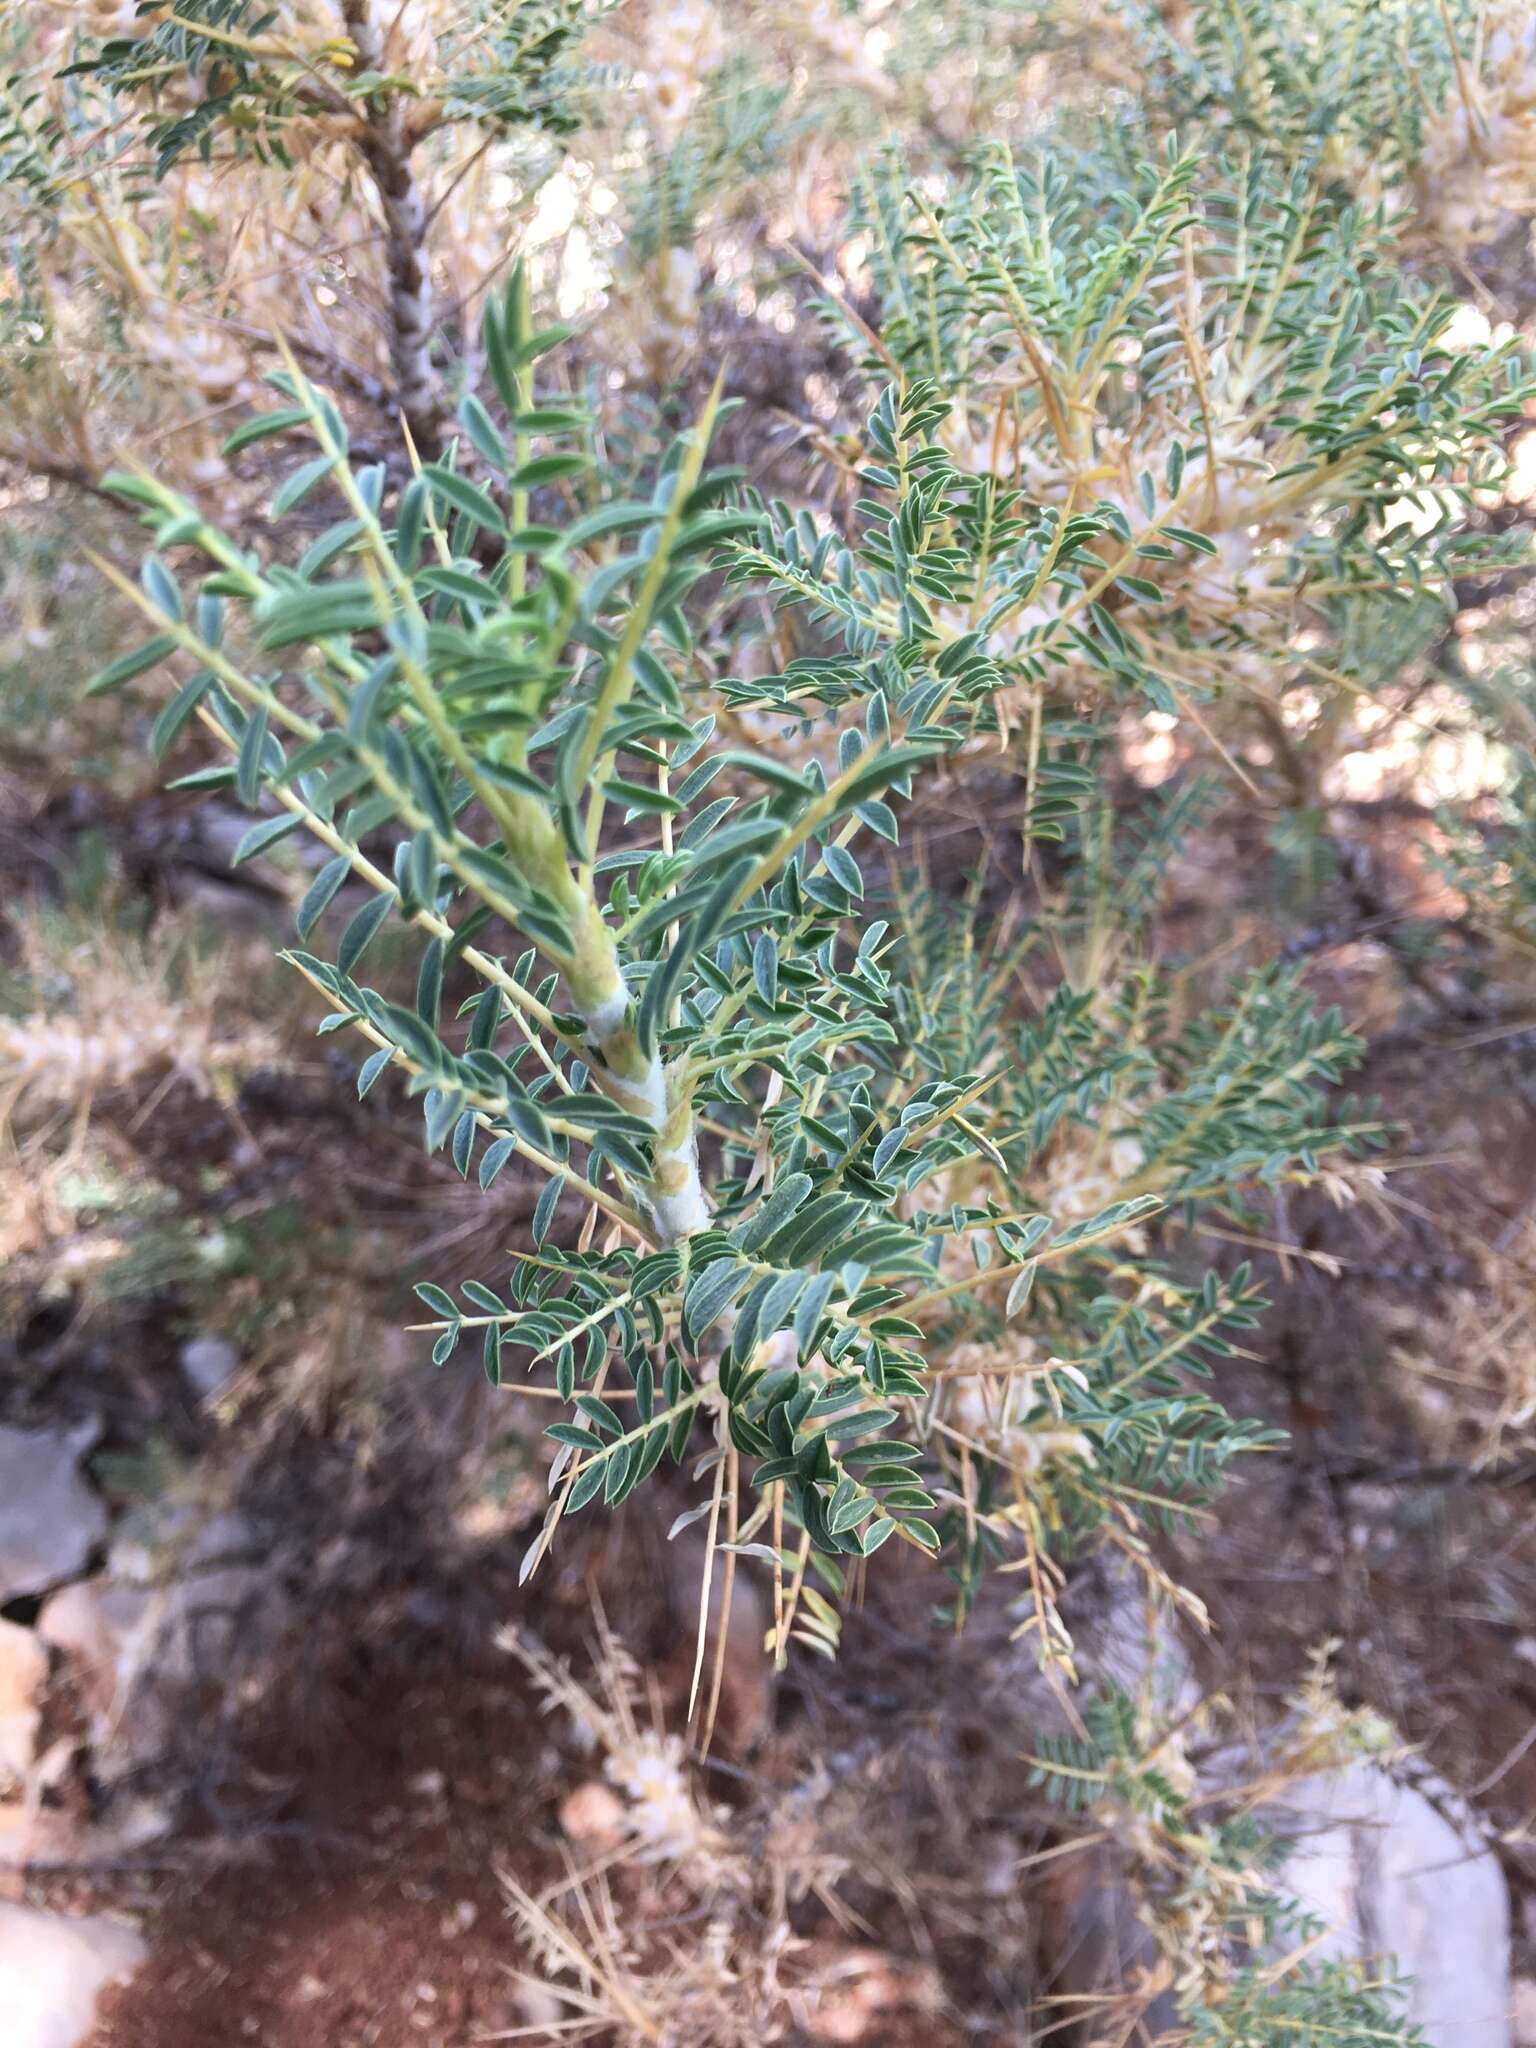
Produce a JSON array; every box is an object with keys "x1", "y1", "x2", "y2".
[
  {"x1": 178, "y1": 1335, "x2": 239, "y2": 1401},
  {"x1": 1279, "y1": 1759, "x2": 1511, "y2": 2048},
  {"x1": 37, "y1": 1579, "x2": 159, "y2": 1756},
  {"x1": 38, "y1": 1497, "x2": 260, "y2": 1780},
  {"x1": 0, "y1": 1423, "x2": 107, "y2": 1602},
  {"x1": 661, "y1": 1535, "x2": 774, "y2": 1754},
  {"x1": 0, "y1": 1902, "x2": 145, "y2": 2048},
  {"x1": 559, "y1": 1781, "x2": 626, "y2": 1849},
  {"x1": 512, "y1": 1983, "x2": 566, "y2": 2030},
  {"x1": 0, "y1": 1621, "x2": 47, "y2": 1784},
  {"x1": 0, "y1": 1806, "x2": 82, "y2": 1871},
  {"x1": 1071, "y1": 1552, "x2": 1199, "y2": 1716},
  {"x1": 0, "y1": 1797, "x2": 171, "y2": 1872},
  {"x1": 108, "y1": 1497, "x2": 252, "y2": 1588}
]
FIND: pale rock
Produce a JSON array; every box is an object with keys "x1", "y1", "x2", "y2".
[
  {"x1": 1279, "y1": 1760, "x2": 1511, "y2": 2048},
  {"x1": 0, "y1": 1902, "x2": 145, "y2": 2048},
  {"x1": 70, "y1": 1797, "x2": 170, "y2": 1862},
  {"x1": 0, "y1": 1806, "x2": 81, "y2": 1871},
  {"x1": 513, "y1": 1982, "x2": 565, "y2": 2029},
  {"x1": 109, "y1": 1499, "x2": 251, "y2": 1586},
  {"x1": 663, "y1": 1536, "x2": 774, "y2": 1752},
  {"x1": 179, "y1": 1335, "x2": 240, "y2": 1401},
  {"x1": 0, "y1": 1621, "x2": 47, "y2": 1783},
  {"x1": 37, "y1": 1496, "x2": 259, "y2": 1780},
  {"x1": 0, "y1": 1797, "x2": 173, "y2": 1871},
  {"x1": 1043, "y1": 1842, "x2": 1179, "y2": 2035},
  {"x1": 0, "y1": 1423, "x2": 107, "y2": 1601},
  {"x1": 38, "y1": 1579, "x2": 158, "y2": 1750},
  {"x1": 1075, "y1": 1553, "x2": 1198, "y2": 1717},
  {"x1": 559, "y1": 1780, "x2": 626, "y2": 1848},
  {"x1": 30, "y1": 1736, "x2": 76, "y2": 1796},
  {"x1": 109, "y1": 1495, "x2": 260, "y2": 1685},
  {"x1": 804, "y1": 1949, "x2": 944, "y2": 2045}
]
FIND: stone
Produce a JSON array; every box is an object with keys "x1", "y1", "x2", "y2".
[
  {"x1": 0, "y1": 1423, "x2": 107, "y2": 1602},
  {"x1": 1039, "y1": 1842, "x2": 1179, "y2": 2035},
  {"x1": 178, "y1": 1335, "x2": 239, "y2": 1401},
  {"x1": 0, "y1": 1902, "x2": 145, "y2": 2048},
  {"x1": 661, "y1": 1537, "x2": 774, "y2": 1753},
  {"x1": 38, "y1": 1496, "x2": 261, "y2": 1783},
  {"x1": 0, "y1": 1620, "x2": 47, "y2": 1784},
  {"x1": 46, "y1": 1580, "x2": 167, "y2": 1770},
  {"x1": 1278, "y1": 1760, "x2": 1511, "y2": 2048},
  {"x1": 558, "y1": 1780, "x2": 626, "y2": 1848},
  {"x1": 803, "y1": 1949, "x2": 944, "y2": 2044},
  {"x1": 0, "y1": 1806, "x2": 82, "y2": 1871},
  {"x1": 1074, "y1": 1554, "x2": 1199, "y2": 1717},
  {"x1": 39, "y1": 1576, "x2": 200, "y2": 1778},
  {"x1": 512, "y1": 1983, "x2": 565, "y2": 2030},
  {"x1": 38, "y1": 1578, "x2": 157, "y2": 1743},
  {"x1": 0, "y1": 1797, "x2": 172, "y2": 1872},
  {"x1": 109, "y1": 1500, "x2": 253, "y2": 1587}
]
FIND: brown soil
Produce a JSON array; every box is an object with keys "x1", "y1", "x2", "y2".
[
  {"x1": 66, "y1": 1648, "x2": 561, "y2": 2048},
  {"x1": 42, "y1": 1574, "x2": 1010, "y2": 2048}
]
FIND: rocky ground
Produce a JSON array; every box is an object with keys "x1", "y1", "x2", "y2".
[{"x1": 4, "y1": 682, "x2": 1536, "y2": 2042}]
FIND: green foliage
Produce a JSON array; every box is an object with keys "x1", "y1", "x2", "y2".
[
  {"x1": 1440, "y1": 752, "x2": 1536, "y2": 969},
  {"x1": 52, "y1": 0, "x2": 1532, "y2": 2031},
  {"x1": 1030, "y1": 1681, "x2": 1426, "y2": 2041},
  {"x1": 824, "y1": 137, "x2": 1528, "y2": 734},
  {"x1": 0, "y1": 66, "x2": 65, "y2": 200},
  {"x1": 625, "y1": 68, "x2": 787, "y2": 262},
  {"x1": 65, "y1": 0, "x2": 593, "y2": 175},
  {"x1": 94, "y1": 233, "x2": 1383, "y2": 1609},
  {"x1": 1117, "y1": 0, "x2": 1478, "y2": 173}
]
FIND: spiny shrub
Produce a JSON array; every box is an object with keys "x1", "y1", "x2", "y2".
[
  {"x1": 58, "y1": 2, "x2": 1534, "y2": 2033},
  {"x1": 91, "y1": 245, "x2": 1394, "y2": 1622},
  {"x1": 818, "y1": 139, "x2": 1528, "y2": 785}
]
